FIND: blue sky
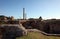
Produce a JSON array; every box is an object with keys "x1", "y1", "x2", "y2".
[{"x1": 0, "y1": 0, "x2": 60, "y2": 19}]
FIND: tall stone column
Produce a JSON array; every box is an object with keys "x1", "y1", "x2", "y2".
[{"x1": 23, "y1": 8, "x2": 26, "y2": 20}]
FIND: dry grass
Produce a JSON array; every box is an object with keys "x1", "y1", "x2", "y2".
[{"x1": 16, "y1": 32, "x2": 60, "y2": 39}]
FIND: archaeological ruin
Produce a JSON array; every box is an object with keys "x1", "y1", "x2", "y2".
[{"x1": 0, "y1": 14, "x2": 60, "y2": 39}]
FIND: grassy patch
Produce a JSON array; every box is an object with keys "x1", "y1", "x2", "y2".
[{"x1": 16, "y1": 32, "x2": 60, "y2": 39}]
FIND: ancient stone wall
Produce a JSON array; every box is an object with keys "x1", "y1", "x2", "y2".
[
  {"x1": 48, "y1": 20, "x2": 60, "y2": 34},
  {"x1": 22, "y1": 19, "x2": 60, "y2": 34}
]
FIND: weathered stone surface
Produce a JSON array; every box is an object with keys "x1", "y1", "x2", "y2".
[{"x1": 0, "y1": 24, "x2": 27, "y2": 39}]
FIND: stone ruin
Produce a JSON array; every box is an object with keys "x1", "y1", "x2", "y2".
[
  {"x1": 22, "y1": 19, "x2": 60, "y2": 34},
  {"x1": 0, "y1": 24, "x2": 27, "y2": 39}
]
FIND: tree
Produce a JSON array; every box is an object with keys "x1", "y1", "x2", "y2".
[{"x1": 39, "y1": 16, "x2": 42, "y2": 21}]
